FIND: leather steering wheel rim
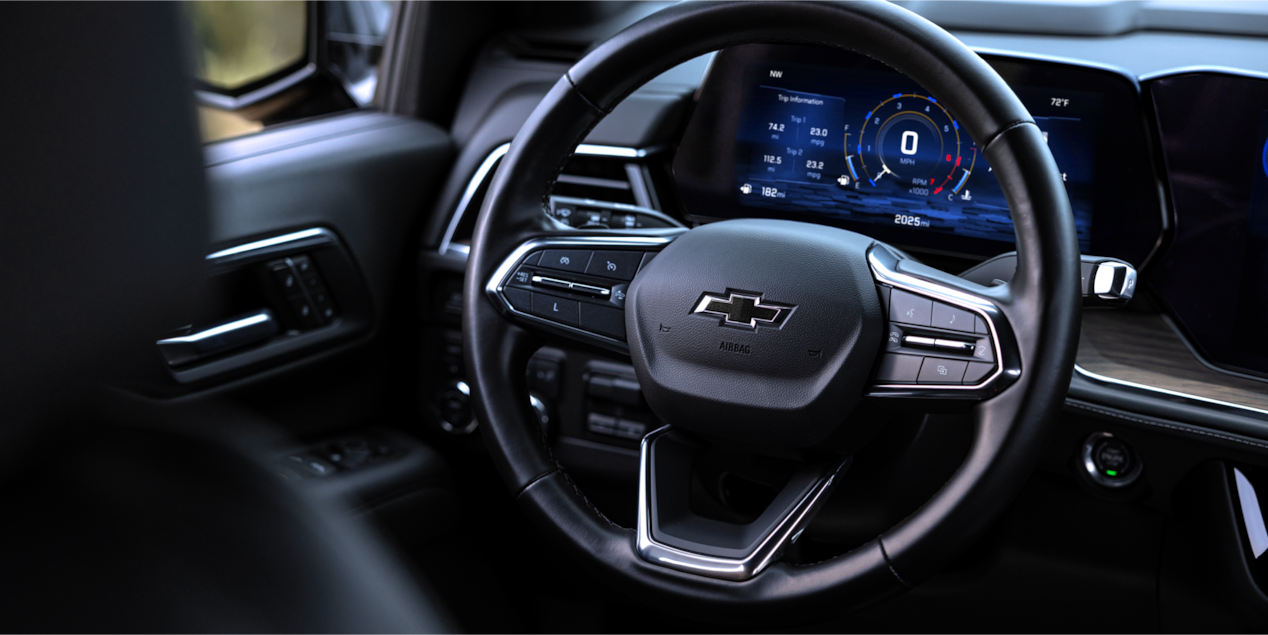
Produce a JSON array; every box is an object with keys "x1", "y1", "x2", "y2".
[{"x1": 463, "y1": 0, "x2": 1080, "y2": 620}]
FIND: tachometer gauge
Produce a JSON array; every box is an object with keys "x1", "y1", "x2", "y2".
[{"x1": 847, "y1": 94, "x2": 976, "y2": 196}]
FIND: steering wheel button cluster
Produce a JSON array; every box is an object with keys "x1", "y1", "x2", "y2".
[
  {"x1": 579, "y1": 303, "x2": 626, "y2": 339},
  {"x1": 918, "y1": 358, "x2": 968, "y2": 384},
  {"x1": 585, "y1": 250, "x2": 643, "y2": 281},
  {"x1": 538, "y1": 249, "x2": 592, "y2": 273},
  {"x1": 530, "y1": 293, "x2": 579, "y2": 326},
  {"x1": 889, "y1": 288, "x2": 933, "y2": 326},
  {"x1": 932, "y1": 301, "x2": 974, "y2": 333},
  {"x1": 503, "y1": 287, "x2": 531, "y2": 312},
  {"x1": 962, "y1": 361, "x2": 994, "y2": 384},
  {"x1": 876, "y1": 353, "x2": 923, "y2": 383}
]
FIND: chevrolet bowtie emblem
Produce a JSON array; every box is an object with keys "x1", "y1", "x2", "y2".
[{"x1": 692, "y1": 291, "x2": 795, "y2": 329}]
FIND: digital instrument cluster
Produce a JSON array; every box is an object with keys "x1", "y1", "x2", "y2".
[
  {"x1": 673, "y1": 45, "x2": 1162, "y2": 262},
  {"x1": 733, "y1": 63, "x2": 1099, "y2": 252}
]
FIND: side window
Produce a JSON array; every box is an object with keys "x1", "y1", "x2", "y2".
[{"x1": 187, "y1": 1, "x2": 395, "y2": 143}]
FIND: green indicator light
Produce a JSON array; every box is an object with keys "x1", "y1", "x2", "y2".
[{"x1": 1106, "y1": 470, "x2": 1118, "y2": 476}]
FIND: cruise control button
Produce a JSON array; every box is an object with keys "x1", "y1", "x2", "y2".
[
  {"x1": 609, "y1": 283, "x2": 629, "y2": 309},
  {"x1": 538, "y1": 250, "x2": 591, "y2": 274},
  {"x1": 918, "y1": 358, "x2": 967, "y2": 384},
  {"x1": 530, "y1": 293, "x2": 579, "y2": 326},
  {"x1": 579, "y1": 303, "x2": 626, "y2": 339},
  {"x1": 586, "y1": 250, "x2": 643, "y2": 281},
  {"x1": 962, "y1": 361, "x2": 994, "y2": 385},
  {"x1": 932, "y1": 302, "x2": 974, "y2": 333},
  {"x1": 889, "y1": 289, "x2": 932, "y2": 326},
  {"x1": 876, "y1": 354, "x2": 923, "y2": 383},
  {"x1": 971, "y1": 339, "x2": 995, "y2": 363},
  {"x1": 510, "y1": 267, "x2": 534, "y2": 287}
]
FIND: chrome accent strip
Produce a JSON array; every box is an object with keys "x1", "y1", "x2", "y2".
[
  {"x1": 635, "y1": 426, "x2": 847, "y2": 581},
  {"x1": 485, "y1": 233, "x2": 684, "y2": 353},
  {"x1": 206, "y1": 227, "x2": 337, "y2": 266},
  {"x1": 867, "y1": 245, "x2": 1019, "y2": 397},
  {"x1": 1235, "y1": 468, "x2": 1268, "y2": 559},
  {"x1": 438, "y1": 144, "x2": 664, "y2": 257},
  {"x1": 156, "y1": 310, "x2": 279, "y2": 367},
  {"x1": 1073, "y1": 364, "x2": 1268, "y2": 418},
  {"x1": 556, "y1": 174, "x2": 631, "y2": 190},
  {"x1": 438, "y1": 143, "x2": 511, "y2": 257},
  {"x1": 576, "y1": 144, "x2": 658, "y2": 158}
]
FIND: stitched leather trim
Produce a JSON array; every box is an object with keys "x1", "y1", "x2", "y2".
[{"x1": 1066, "y1": 399, "x2": 1268, "y2": 452}]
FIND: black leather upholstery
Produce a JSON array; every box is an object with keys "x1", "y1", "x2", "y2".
[
  {"x1": 464, "y1": 0, "x2": 1079, "y2": 619},
  {"x1": 0, "y1": 4, "x2": 451, "y2": 631}
]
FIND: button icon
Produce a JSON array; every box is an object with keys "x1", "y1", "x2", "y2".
[
  {"x1": 889, "y1": 332, "x2": 900, "y2": 343},
  {"x1": 606, "y1": 261, "x2": 617, "y2": 271},
  {"x1": 937, "y1": 364, "x2": 948, "y2": 376},
  {"x1": 559, "y1": 256, "x2": 570, "y2": 266},
  {"x1": 514, "y1": 271, "x2": 529, "y2": 283}
]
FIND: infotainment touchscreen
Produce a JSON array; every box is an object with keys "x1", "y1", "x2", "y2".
[
  {"x1": 1149, "y1": 72, "x2": 1268, "y2": 379},
  {"x1": 731, "y1": 62, "x2": 1100, "y2": 252}
]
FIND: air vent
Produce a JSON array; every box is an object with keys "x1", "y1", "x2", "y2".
[
  {"x1": 503, "y1": 34, "x2": 592, "y2": 63},
  {"x1": 555, "y1": 155, "x2": 640, "y2": 206},
  {"x1": 438, "y1": 147, "x2": 660, "y2": 256}
]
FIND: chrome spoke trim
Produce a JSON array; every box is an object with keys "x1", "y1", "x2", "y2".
[{"x1": 635, "y1": 426, "x2": 848, "y2": 581}]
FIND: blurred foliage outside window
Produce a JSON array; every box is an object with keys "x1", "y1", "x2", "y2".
[
  {"x1": 187, "y1": 1, "x2": 394, "y2": 143},
  {"x1": 188, "y1": 1, "x2": 306, "y2": 89}
]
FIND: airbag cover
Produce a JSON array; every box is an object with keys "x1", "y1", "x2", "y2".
[{"x1": 626, "y1": 219, "x2": 882, "y2": 448}]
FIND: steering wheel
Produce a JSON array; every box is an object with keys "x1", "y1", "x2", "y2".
[{"x1": 463, "y1": 0, "x2": 1080, "y2": 619}]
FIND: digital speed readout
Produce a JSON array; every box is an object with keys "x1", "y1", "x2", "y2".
[{"x1": 734, "y1": 62, "x2": 1099, "y2": 250}]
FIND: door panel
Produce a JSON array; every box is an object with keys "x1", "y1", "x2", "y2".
[{"x1": 207, "y1": 111, "x2": 452, "y2": 320}]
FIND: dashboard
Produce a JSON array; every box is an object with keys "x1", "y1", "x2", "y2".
[
  {"x1": 413, "y1": 6, "x2": 1268, "y2": 627},
  {"x1": 668, "y1": 43, "x2": 1268, "y2": 386}
]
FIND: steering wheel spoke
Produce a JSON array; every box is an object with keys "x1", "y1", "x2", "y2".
[
  {"x1": 865, "y1": 244, "x2": 1021, "y2": 401},
  {"x1": 636, "y1": 426, "x2": 849, "y2": 581},
  {"x1": 485, "y1": 230, "x2": 684, "y2": 352}
]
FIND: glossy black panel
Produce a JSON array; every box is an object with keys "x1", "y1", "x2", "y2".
[{"x1": 1149, "y1": 71, "x2": 1268, "y2": 379}]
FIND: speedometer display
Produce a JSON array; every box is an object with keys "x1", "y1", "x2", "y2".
[
  {"x1": 854, "y1": 93, "x2": 973, "y2": 198},
  {"x1": 730, "y1": 60, "x2": 1098, "y2": 252}
]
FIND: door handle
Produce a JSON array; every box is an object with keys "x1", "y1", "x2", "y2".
[{"x1": 157, "y1": 310, "x2": 279, "y2": 366}]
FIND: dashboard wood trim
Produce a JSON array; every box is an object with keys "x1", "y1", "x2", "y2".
[{"x1": 1077, "y1": 309, "x2": 1268, "y2": 413}]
